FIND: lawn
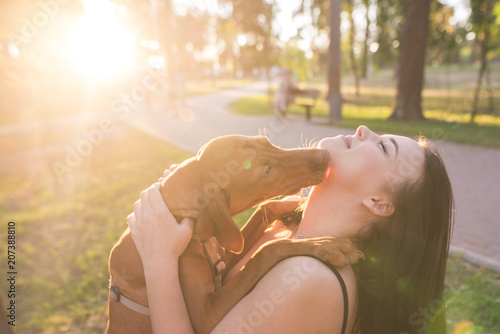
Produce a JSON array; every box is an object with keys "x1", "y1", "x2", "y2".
[
  {"x1": 1, "y1": 120, "x2": 499, "y2": 333},
  {"x1": 445, "y1": 254, "x2": 500, "y2": 334},
  {"x1": 0, "y1": 122, "x2": 191, "y2": 333},
  {"x1": 230, "y1": 67, "x2": 500, "y2": 147}
]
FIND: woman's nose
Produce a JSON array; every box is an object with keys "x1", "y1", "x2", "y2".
[{"x1": 356, "y1": 125, "x2": 374, "y2": 140}]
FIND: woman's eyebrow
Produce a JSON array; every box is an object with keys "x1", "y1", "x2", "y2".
[{"x1": 390, "y1": 138, "x2": 399, "y2": 156}]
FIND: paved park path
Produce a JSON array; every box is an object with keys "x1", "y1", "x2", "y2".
[{"x1": 126, "y1": 81, "x2": 500, "y2": 271}]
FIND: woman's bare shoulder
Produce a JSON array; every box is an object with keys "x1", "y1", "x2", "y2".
[{"x1": 213, "y1": 256, "x2": 357, "y2": 333}]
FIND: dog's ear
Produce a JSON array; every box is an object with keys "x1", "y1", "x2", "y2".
[{"x1": 206, "y1": 190, "x2": 244, "y2": 254}]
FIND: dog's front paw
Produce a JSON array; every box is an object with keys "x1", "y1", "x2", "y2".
[
  {"x1": 255, "y1": 237, "x2": 364, "y2": 268},
  {"x1": 309, "y1": 237, "x2": 364, "y2": 267}
]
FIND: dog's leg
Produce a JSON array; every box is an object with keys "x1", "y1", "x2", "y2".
[
  {"x1": 222, "y1": 199, "x2": 301, "y2": 275},
  {"x1": 195, "y1": 237, "x2": 363, "y2": 333}
]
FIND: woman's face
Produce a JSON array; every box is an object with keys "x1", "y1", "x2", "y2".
[{"x1": 317, "y1": 126, "x2": 425, "y2": 198}]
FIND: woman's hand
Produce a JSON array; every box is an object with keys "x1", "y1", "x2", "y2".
[{"x1": 128, "y1": 167, "x2": 194, "y2": 270}]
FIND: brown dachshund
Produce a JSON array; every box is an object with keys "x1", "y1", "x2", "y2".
[{"x1": 106, "y1": 134, "x2": 359, "y2": 333}]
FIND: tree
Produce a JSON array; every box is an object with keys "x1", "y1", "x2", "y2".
[
  {"x1": 427, "y1": 2, "x2": 458, "y2": 66},
  {"x1": 216, "y1": 18, "x2": 240, "y2": 76},
  {"x1": 346, "y1": 0, "x2": 360, "y2": 96},
  {"x1": 390, "y1": 0, "x2": 432, "y2": 121},
  {"x1": 360, "y1": 0, "x2": 371, "y2": 78},
  {"x1": 295, "y1": 0, "x2": 330, "y2": 79},
  {"x1": 372, "y1": 0, "x2": 404, "y2": 70},
  {"x1": 469, "y1": 0, "x2": 498, "y2": 122},
  {"x1": 327, "y1": 0, "x2": 342, "y2": 122},
  {"x1": 220, "y1": 0, "x2": 276, "y2": 100}
]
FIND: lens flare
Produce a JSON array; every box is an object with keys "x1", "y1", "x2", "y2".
[
  {"x1": 178, "y1": 108, "x2": 195, "y2": 122},
  {"x1": 453, "y1": 321, "x2": 482, "y2": 334},
  {"x1": 65, "y1": 0, "x2": 135, "y2": 80}
]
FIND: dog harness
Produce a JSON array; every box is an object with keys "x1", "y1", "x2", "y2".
[
  {"x1": 109, "y1": 247, "x2": 349, "y2": 333},
  {"x1": 109, "y1": 279, "x2": 150, "y2": 316},
  {"x1": 201, "y1": 238, "x2": 226, "y2": 291},
  {"x1": 109, "y1": 238, "x2": 226, "y2": 317}
]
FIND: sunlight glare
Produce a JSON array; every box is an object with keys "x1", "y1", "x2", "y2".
[{"x1": 66, "y1": 0, "x2": 135, "y2": 80}]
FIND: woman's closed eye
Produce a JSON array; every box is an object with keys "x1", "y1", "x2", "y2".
[{"x1": 379, "y1": 141, "x2": 388, "y2": 156}]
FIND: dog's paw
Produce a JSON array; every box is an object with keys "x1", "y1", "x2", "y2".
[
  {"x1": 255, "y1": 237, "x2": 364, "y2": 268},
  {"x1": 309, "y1": 237, "x2": 364, "y2": 267}
]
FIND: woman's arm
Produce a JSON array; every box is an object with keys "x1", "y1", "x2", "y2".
[{"x1": 128, "y1": 181, "x2": 195, "y2": 334}]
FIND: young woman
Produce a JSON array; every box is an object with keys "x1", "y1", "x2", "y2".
[{"x1": 128, "y1": 125, "x2": 454, "y2": 333}]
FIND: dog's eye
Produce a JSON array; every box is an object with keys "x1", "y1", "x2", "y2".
[{"x1": 263, "y1": 166, "x2": 271, "y2": 177}]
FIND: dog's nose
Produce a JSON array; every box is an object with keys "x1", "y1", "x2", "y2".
[
  {"x1": 308, "y1": 149, "x2": 330, "y2": 168},
  {"x1": 320, "y1": 149, "x2": 330, "y2": 164}
]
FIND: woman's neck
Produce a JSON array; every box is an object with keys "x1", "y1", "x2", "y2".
[{"x1": 296, "y1": 185, "x2": 370, "y2": 241}]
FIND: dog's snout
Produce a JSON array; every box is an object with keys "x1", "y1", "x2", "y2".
[{"x1": 308, "y1": 149, "x2": 330, "y2": 168}]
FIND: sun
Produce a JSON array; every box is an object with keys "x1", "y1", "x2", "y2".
[{"x1": 65, "y1": 0, "x2": 135, "y2": 80}]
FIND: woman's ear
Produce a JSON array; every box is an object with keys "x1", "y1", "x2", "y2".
[{"x1": 362, "y1": 197, "x2": 395, "y2": 217}]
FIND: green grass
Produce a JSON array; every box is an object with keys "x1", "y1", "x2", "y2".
[
  {"x1": 445, "y1": 254, "x2": 500, "y2": 333},
  {"x1": 0, "y1": 123, "x2": 191, "y2": 333},
  {"x1": 1, "y1": 123, "x2": 499, "y2": 333},
  {"x1": 229, "y1": 88, "x2": 500, "y2": 147}
]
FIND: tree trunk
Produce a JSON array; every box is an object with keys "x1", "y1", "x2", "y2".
[
  {"x1": 469, "y1": 37, "x2": 479, "y2": 64},
  {"x1": 486, "y1": 68, "x2": 495, "y2": 114},
  {"x1": 390, "y1": 0, "x2": 432, "y2": 121},
  {"x1": 347, "y1": 0, "x2": 360, "y2": 96},
  {"x1": 361, "y1": 0, "x2": 370, "y2": 79},
  {"x1": 470, "y1": 32, "x2": 489, "y2": 123},
  {"x1": 265, "y1": 63, "x2": 273, "y2": 107},
  {"x1": 470, "y1": 0, "x2": 494, "y2": 122},
  {"x1": 328, "y1": 0, "x2": 343, "y2": 122}
]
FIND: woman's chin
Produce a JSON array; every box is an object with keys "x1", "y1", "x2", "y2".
[{"x1": 317, "y1": 136, "x2": 343, "y2": 151}]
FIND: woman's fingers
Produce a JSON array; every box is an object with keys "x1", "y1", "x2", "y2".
[
  {"x1": 157, "y1": 164, "x2": 178, "y2": 182},
  {"x1": 127, "y1": 212, "x2": 136, "y2": 232},
  {"x1": 148, "y1": 183, "x2": 176, "y2": 222},
  {"x1": 159, "y1": 169, "x2": 173, "y2": 182},
  {"x1": 179, "y1": 217, "x2": 195, "y2": 236},
  {"x1": 139, "y1": 188, "x2": 153, "y2": 221},
  {"x1": 133, "y1": 199, "x2": 143, "y2": 225}
]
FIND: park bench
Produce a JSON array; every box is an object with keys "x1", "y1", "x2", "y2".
[{"x1": 290, "y1": 88, "x2": 320, "y2": 121}]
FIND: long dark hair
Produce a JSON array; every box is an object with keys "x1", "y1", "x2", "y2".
[
  {"x1": 354, "y1": 139, "x2": 454, "y2": 333},
  {"x1": 282, "y1": 139, "x2": 454, "y2": 333}
]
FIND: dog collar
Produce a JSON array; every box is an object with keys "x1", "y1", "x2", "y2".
[
  {"x1": 109, "y1": 279, "x2": 151, "y2": 316},
  {"x1": 109, "y1": 239, "x2": 225, "y2": 317}
]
